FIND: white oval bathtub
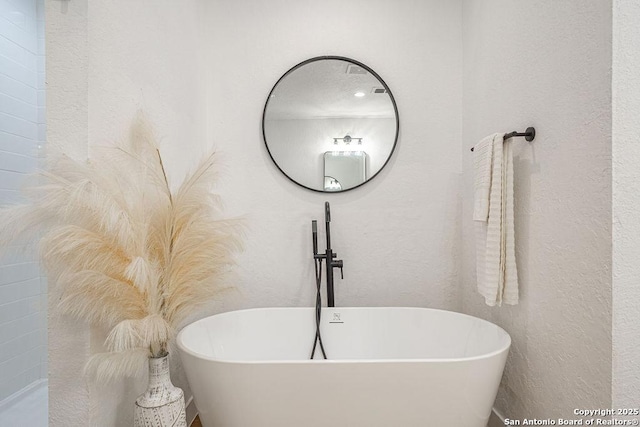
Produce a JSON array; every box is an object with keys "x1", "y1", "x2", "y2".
[{"x1": 177, "y1": 307, "x2": 510, "y2": 427}]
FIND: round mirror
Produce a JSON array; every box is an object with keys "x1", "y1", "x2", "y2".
[{"x1": 262, "y1": 56, "x2": 399, "y2": 192}]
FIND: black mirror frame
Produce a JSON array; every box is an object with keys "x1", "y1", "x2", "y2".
[{"x1": 262, "y1": 56, "x2": 400, "y2": 193}]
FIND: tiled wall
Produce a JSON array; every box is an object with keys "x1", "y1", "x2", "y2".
[{"x1": 0, "y1": 0, "x2": 46, "y2": 402}]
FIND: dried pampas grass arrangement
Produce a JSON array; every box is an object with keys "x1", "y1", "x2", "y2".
[{"x1": 0, "y1": 114, "x2": 242, "y2": 381}]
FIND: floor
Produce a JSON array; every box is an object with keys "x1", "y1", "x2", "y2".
[{"x1": 0, "y1": 381, "x2": 48, "y2": 427}]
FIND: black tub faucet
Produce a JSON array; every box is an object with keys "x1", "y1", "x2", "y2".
[{"x1": 312, "y1": 202, "x2": 343, "y2": 307}]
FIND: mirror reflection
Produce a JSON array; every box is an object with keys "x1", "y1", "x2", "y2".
[
  {"x1": 324, "y1": 151, "x2": 367, "y2": 192},
  {"x1": 263, "y1": 57, "x2": 398, "y2": 192}
]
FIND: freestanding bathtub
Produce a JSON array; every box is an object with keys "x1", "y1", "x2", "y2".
[{"x1": 177, "y1": 307, "x2": 510, "y2": 427}]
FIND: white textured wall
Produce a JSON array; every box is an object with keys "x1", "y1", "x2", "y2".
[
  {"x1": 45, "y1": 1, "x2": 462, "y2": 424},
  {"x1": 45, "y1": 0, "x2": 91, "y2": 425},
  {"x1": 612, "y1": 0, "x2": 640, "y2": 407},
  {"x1": 0, "y1": 0, "x2": 47, "y2": 402},
  {"x1": 46, "y1": 0, "x2": 634, "y2": 424},
  {"x1": 47, "y1": 0, "x2": 207, "y2": 425},
  {"x1": 205, "y1": 0, "x2": 463, "y2": 312},
  {"x1": 88, "y1": 0, "x2": 205, "y2": 425},
  {"x1": 461, "y1": 0, "x2": 612, "y2": 419}
]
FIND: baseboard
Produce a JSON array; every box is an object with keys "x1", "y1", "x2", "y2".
[
  {"x1": 488, "y1": 407, "x2": 505, "y2": 427},
  {"x1": 185, "y1": 395, "x2": 198, "y2": 426}
]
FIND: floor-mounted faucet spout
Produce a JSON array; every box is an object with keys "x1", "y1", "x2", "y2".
[{"x1": 324, "y1": 202, "x2": 344, "y2": 307}]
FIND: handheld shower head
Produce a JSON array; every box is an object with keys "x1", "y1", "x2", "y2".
[
  {"x1": 325, "y1": 201, "x2": 331, "y2": 223},
  {"x1": 312, "y1": 220, "x2": 318, "y2": 255}
]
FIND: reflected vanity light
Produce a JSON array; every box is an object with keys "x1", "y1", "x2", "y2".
[
  {"x1": 330, "y1": 151, "x2": 364, "y2": 156},
  {"x1": 354, "y1": 91, "x2": 365, "y2": 97},
  {"x1": 333, "y1": 135, "x2": 363, "y2": 145}
]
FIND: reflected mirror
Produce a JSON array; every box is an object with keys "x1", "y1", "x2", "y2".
[
  {"x1": 324, "y1": 151, "x2": 367, "y2": 192},
  {"x1": 263, "y1": 56, "x2": 399, "y2": 192}
]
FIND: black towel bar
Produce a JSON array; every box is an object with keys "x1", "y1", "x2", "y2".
[{"x1": 470, "y1": 127, "x2": 536, "y2": 152}]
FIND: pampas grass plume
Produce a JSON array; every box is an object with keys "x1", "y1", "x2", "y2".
[{"x1": 0, "y1": 113, "x2": 241, "y2": 381}]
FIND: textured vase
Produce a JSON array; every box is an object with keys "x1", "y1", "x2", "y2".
[{"x1": 134, "y1": 355, "x2": 187, "y2": 427}]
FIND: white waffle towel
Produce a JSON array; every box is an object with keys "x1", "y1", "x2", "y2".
[{"x1": 473, "y1": 133, "x2": 519, "y2": 306}]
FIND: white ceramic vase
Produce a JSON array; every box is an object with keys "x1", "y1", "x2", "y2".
[{"x1": 134, "y1": 355, "x2": 187, "y2": 427}]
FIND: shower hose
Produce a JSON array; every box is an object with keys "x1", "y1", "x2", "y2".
[{"x1": 310, "y1": 256, "x2": 327, "y2": 360}]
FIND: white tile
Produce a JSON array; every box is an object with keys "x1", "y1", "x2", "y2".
[
  {"x1": 0, "y1": 262, "x2": 39, "y2": 286},
  {"x1": 36, "y1": 70, "x2": 44, "y2": 89},
  {"x1": 0, "y1": 7, "x2": 27, "y2": 34},
  {"x1": 25, "y1": 277, "x2": 41, "y2": 298},
  {"x1": 0, "y1": 375, "x2": 22, "y2": 401},
  {"x1": 0, "y1": 130, "x2": 38, "y2": 155},
  {"x1": 0, "y1": 2, "x2": 38, "y2": 54},
  {"x1": 0, "y1": 6, "x2": 25, "y2": 29},
  {"x1": 7, "y1": 0, "x2": 37, "y2": 25},
  {"x1": 0, "y1": 313, "x2": 39, "y2": 343},
  {"x1": 36, "y1": 105, "x2": 43, "y2": 124},
  {"x1": 2, "y1": 133, "x2": 36, "y2": 157},
  {"x1": 0, "y1": 283, "x2": 15, "y2": 303},
  {"x1": 0, "y1": 93, "x2": 37, "y2": 122},
  {"x1": 0, "y1": 238, "x2": 34, "y2": 254},
  {"x1": 0, "y1": 35, "x2": 28, "y2": 67},
  {"x1": 0, "y1": 247, "x2": 37, "y2": 266},
  {"x1": 0, "y1": 297, "x2": 38, "y2": 323},
  {"x1": 0, "y1": 278, "x2": 40, "y2": 304},
  {"x1": 35, "y1": 36, "x2": 42, "y2": 55},
  {"x1": 11, "y1": 353, "x2": 27, "y2": 375},
  {"x1": 7, "y1": 374, "x2": 28, "y2": 399},
  {"x1": 35, "y1": 88, "x2": 43, "y2": 107},
  {"x1": 0, "y1": 54, "x2": 37, "y2": 87},
  {"x1": 0, "y1": 356, "x2": 25, "y2": 387},
  {"x1": 36, "y1": 0, "x2": 45, "y2": 24},
  {"x1": 23, "y1": 345, "x2": 40, "y2": 368},
  {"x1": 0, "y1": 111, "x2": 37, "y2": 139},
  {"x1": 0, "y1": 188, "x2": 20, "y2": 203},
  {"x1": 0, "y1": 150, "x2": 37, "y2": 172},
  {"x1": 39, "y1": 358, "x2": 46, "y2": 379},
  {"x1": 0, "y1": 382, "x2": 11, "y2": 402},
  {"x1": 0, "y1": 73, "x2": 37, "y2": 105},
  {"x1": 38, "y1": 290, "x2": 46, "y2": 307},
  {"x1": 0, "y1": 336, "x2": 25, "y2": 363},
  {"x1": 26, "y1": 365, "x2": 39, "y2": 384},
  {"x1": 0, "y1": 0, "x2": 46, "y2": 401},
  {"x1": 0, "y1": 330, "x2": 40, "y2": 363},
  {"x1": 0, "y1": 169, "x2": 28, "y2": 190},
  {"x1": 38, "y1": 323, "x2": 45, "y2": 346},
  {"x1": 36, "y1": 122, "x2": 44, "y2": 140}
]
